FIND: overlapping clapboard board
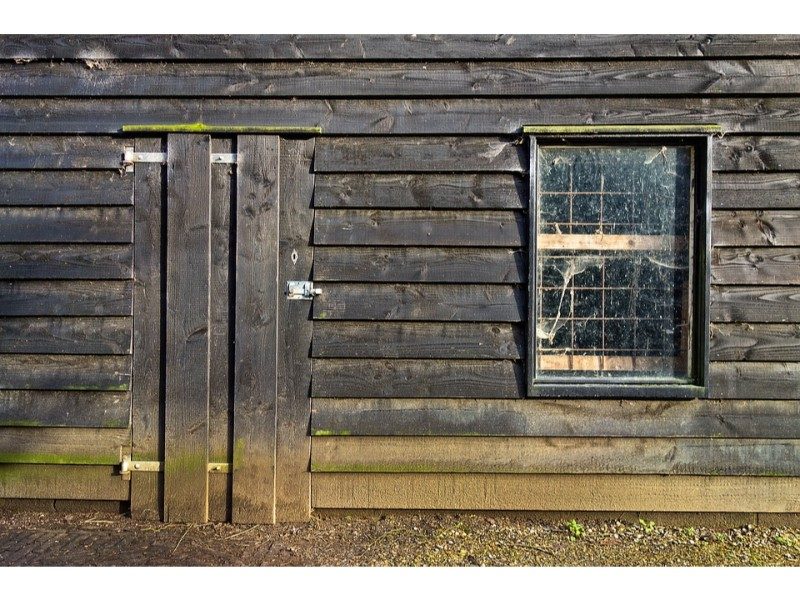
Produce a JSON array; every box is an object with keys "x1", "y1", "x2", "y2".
[{"x1": 0, "y1": 136, "x2": 131, "y2": 501}]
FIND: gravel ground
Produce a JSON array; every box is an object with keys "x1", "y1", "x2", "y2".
[{"x1": 1, "y1": 510, "x2": 800, "y2": 566}]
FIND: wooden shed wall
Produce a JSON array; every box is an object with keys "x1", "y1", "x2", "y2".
[{"x1": 1, "y1": 35, "x2": 800, "y2": 515}]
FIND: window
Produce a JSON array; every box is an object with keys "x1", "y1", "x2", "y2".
[{"x1": 525, "y1": 126, "x2": 714, "y2": 398}]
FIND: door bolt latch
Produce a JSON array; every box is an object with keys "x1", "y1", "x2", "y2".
[{"x1": 286, "y1": 280, "x2": 322, "y2": 300}]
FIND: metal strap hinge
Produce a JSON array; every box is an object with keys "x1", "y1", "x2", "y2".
[
  {"x1": 119, "y1": 455, "x2": 230, "y2": 480},
  {"x1": 286, "y1": 280, "x2": 322, "y2": 300},
  {"x1": 122, "y1": 147, "x2": 237, "y2": 173}
]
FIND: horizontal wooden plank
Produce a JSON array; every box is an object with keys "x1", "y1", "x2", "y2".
[
  {"x1": 0, "y1": 464, "x2": 129, "y2": 500},
  {"x1": 709, "y1": 362, "x2": 800, "y2": 399},
  {"x1": 312, "y1": 359, "x2": 524, "y2": 399},
  {"x1": 311, "y1": 398, "x2": 800, "y2": 438},
  {"x1": 710, "y1": 323, "x2": 800, "y2": 361},
  {"x1": 712, "y1": 211, "x2": 800, "y2": 247},
  {"x1": 0, "y1": 207, "x2": 132, "y2": 243},
  {"x1": 316, "y1": 137, "x2": 526, "y2": 172},
  {"x1": 711, "y1": 247, "x2": 800, "y2": 284},
  {"x1": 0, "y1": 390, "x2": 130, "y2": 428},
  {"x1": 313, "y1": 283, "x2": 524, "y2": 322},
  {"x1": 0, "y1": 136, "x2": 124, "y2": 169},
  {"x1": 0, "y1": 317, "x2": 132, "y2": 355},
  {"x1": 0, "y1": 170, "x2": 132, "y2": 206},
  {"x1": 312, "y1": 322, "x2": 523, "y2": 359},
  {"x1": 0, "y1": 281, "x2": 132, "y2": 316},
  {"x1": 0, "y1": 244, "x2": 132, "y2": 279},
  {"x1": 312, "y1": 436, "x2": 800, "y2": 476},
  {"x1": 4, "y1": 98, "x2": 800, "y2": 135},
  {"x1": 714, "y1": 136, "x2": 800, "y2": 171},
  {"x1": 3, "y1": 35, "x2": 799, "y2": 60},
  {"x1": 713, "y1": 173, "x2": 800, "y2": 209},
  {"x1": 0, "y1": 427, "x2": 128, "y2": 465},
  {"x1": 314, "y1": 173, "x2": 526, "y2": 210},
  {"x1": 0, "y1": 354, "x2": 131, "y2": 391},
  {"x1": 314, "y1": 210, "x2": 525, "y2": 247},
  {"x1": 312, "y1": 473, "x2": 800, "y2": 512},
  {"x1": 711, "y1": 286, "x2": 800, "y2": 323},
  {"x1": 314, "y1": 247, "x2": 525, "y2": 283}
]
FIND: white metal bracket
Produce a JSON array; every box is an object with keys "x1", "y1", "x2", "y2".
[
  {"x1": 122, "y1": 147, "x2": 238, "y2": 173},
  {"x1": 119, "y1": 455, "x2": 230, "y2": 480}
]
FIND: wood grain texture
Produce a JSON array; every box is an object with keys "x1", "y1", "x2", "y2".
[
  {"x1": 316, "y1": 137, "x2": 526, "y2": 172},
  {"x1": 0, "y1": 390, "x2": 130, "y2": 428},
  {"x1": 714, "y1": 137, "x2": 800, "y2": 171},
  {"x1": 0, "y1": 427, "x2": 128, "y2": 465},
  {"x1": 312, "y1": 283, "x2": 525, "y2": 322},
  {"x1": 311, "y1": 398, "x2": 800, "y2": 439},
  {"x1": 312, "y1": 473, "x2": 800, "y2": 512},
  {"x1": 313, "y1": 247, "x2": 525, "y2": 283},
  {"x1": 0, "y1": 136, "x2": 124, "y2": 169},
  {"x1": 130, "y1": 137, "x2": 164, "y2": 521},
  {"x1": 713, "y1": 173, "x2": 800, "y2": 209},
  {"x1": 0, "y1": 317, "x2": 131, "y2": 354},
  {"x1": 311, "y1": 436, "x2": 800, "y2": 476},
  {"x1": 314, "y1": 173, "x2": 526, "y2": 209},
  {"x1": 275, "y1": 137, "x2": 315, "y2": 522},
  {"x1": 0, "y1": 244, "x2": 132, "y2": 280},
  {"x1": 0, "y1": 464, "x2": 129, "y2": 500},
  {"x1": 314, "y1": 209, "x2": 525, "y2": 247},
  {"x1": 0, "y1": 281, "x2": 132, "y2": 316},
  {"x1": 312, "y1": 322, "x2": 524, "y2": 359},
  {"x1": 711, "y1": 286, "x2": 800, "y2": 323},
  {"x1": 232, "y1": 135, "x2": 280, "y2": 524},
  {"x1": 0, "y1": 207, "x2": 132, "y2": 243},
  {"x1": 711, "y1": 247, "x2": 800, "y2": 284},
  {"x1": 312, "y1": 359, "x2": 524, "y2": 399},
  {"x1": 709, "y1": 362, "x2": 800, "y2": 399},
  {"x1": 710, "y1": 323, "x2": 800, "y2": 361},
  {"x1": 164, "y1": 134, "x2": 210, "y2": 523},
  {"x1": 0, "y1": 354, "x2": 130, "y2": 391},
  {"x1": 712, "y1": 211, "x2": 800, "y2": 247},
  {"x1": 0, "y1": 170, "x2": 132, "y2": 205}
]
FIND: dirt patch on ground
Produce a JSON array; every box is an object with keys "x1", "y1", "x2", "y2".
[{"x1": 1, "y1": 510, "x2": 800, "y2": 566}]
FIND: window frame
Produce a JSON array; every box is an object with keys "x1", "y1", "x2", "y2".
[{"x1": 525, "y1": 127, "x2": 714, "y2": 399}]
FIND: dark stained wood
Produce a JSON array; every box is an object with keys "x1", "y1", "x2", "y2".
[
  {"x1": 232, "y1": 135, "x2": 280, "y2": 524},
  {"x1": 711, "y1": 286, "x2": 800, "y2": 323},
  {"x1": 0, "y1": 354, "x2": 130, "y2": 391},
  {"x1": 164, "y1": 134, "x2": 210, "y2": 523},
  {"x1": 130, "y1": 137, "x2": 164, "y2": 521},
  {"x1": 0, "y1": 390, "x2": 130, "y2": 428},
  {"x1": 314, "y1": 210, "x2": 525, "y2": 247},
  {"x1": 311, "y1": 398, "x2": 800, "y2": 439},
  {"x1": 711, "y1": 323, "x2": 800, "y2": 361},
  {"x1": 5, "y1": 98, "x2": 800, "y2": 135},
  {"x1": 0, "y1": 207, "x2": 132, "y2": 243},
  {"x1": 0, "y1": 170, "x2": 132, "y2": 205},
  {"x1": 312, "y1": 359, "x2": 524, "y2": 399},
  {"x1": 714, "y1": 136, "x2": 800, "y2": 171},
  {"x1": 311, "y1": 436, "x2": 800, "y2": 476},
  {"x1": 314, "y1": 173, "x2": 526, "y2": 209},
  {"x1": 6, "y1": 59, "x2": 800, "y2": 97},
  {"x1": 0, "y1": 427, "x2": 129, "y2": 465},
  {"x1": 712, "y1": 210, "x2": 800, "y2": 247},
  {"x1": 0, "y1": 281, "x2": 132, "y2": 316},
  {"x1": 709, "y1": 362, "x2": 800, "y2": 399},
  {"x1": 313, "y1": 247, "x2": 526, "y2": 283},
  {"x1": 276, "y1": 137, "x2": 315, "y2": 522},
  {"x1": 312, "y1": 283, "x2": 525, "y2": 322},
  {"x1": 316, "y1": 137, "x2": 526, "y2": 172},
  {"x1": 312, "y1": 322, "x2": 523, "y2": 359},
  {"x1": 711, "y1": 247, "x2": 800, "y2": 285},
  {"x1": 713, "y1": 173, "x2": 800, "y2": 209},
  {"x1": 0, "y1": 244, "x2": 132, "y2": 279},
  {"x1": 0, "y1": 464, "x2": 129, "y2": 500},
  {"x1": 0, "y1": 136, "x2": 124, "y2": 169},
  {"x1": 2, "y1": 35, "x2": 800, "y2": 60},
  {"x1": 0, "y1": 317, "x2": 131, "y2": 354}
]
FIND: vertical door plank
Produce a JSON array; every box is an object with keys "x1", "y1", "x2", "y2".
[
  {"x1": 232, "y1": 135, "x2": 280, "y2": 523},
  {"x1": 164, "y1": 134, "x2": 211, "y2": 523},
  {"x1": 276, "y1": 138, "x2": 315, "y2": 521},
  {"x1": 131, "y1": 137, "x2": 164, "y2": 520}
]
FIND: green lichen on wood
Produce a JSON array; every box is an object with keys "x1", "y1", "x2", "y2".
[
  {"x1": 121, "y1": 122, "x2": 323, "y2": 134},
  {"x1": 0, "y1": 419, "x2": 40, "y2": 427},
  {"x1": 523, "y1": 124, "x2": 723, "y2": 135},
  {"x1": 311, "y1": 429, "x2": 352, "y2": 436},
  {"x1": 0, "y1": 451, "x2": 118, "y2": 465}
]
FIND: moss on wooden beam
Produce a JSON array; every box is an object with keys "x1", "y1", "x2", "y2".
[
  {"x1": 523, "y1": 124, "x2": 723, "y2": 135},
  {"x1": 121, "y1": 122, "x2": 322, "y2": 134}
]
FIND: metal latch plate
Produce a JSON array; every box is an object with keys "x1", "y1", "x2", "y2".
[{"x1": 286, "y1": 280, "x2": 321, "y2": 300}]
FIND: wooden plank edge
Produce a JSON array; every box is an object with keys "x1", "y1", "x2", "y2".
[
  {"x1": 122, "y1": 123, "x2": 321, "y2": 134},
  {"x1": 524, "y1": 124, "x2": 723, "y2": 135}
]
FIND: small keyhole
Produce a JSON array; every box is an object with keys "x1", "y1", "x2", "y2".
[{"x1": 291, "y1": 250, "x2": 298, "y2": 265}]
